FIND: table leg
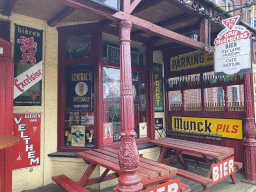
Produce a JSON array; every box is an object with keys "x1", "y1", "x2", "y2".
[
  {"x1": 99, "y1": 169, "x2": 110, "y2": 182},
  {"x1": 157, "y1": 147, "x2": 167, "y2": 163},
  {"x1": 176, "y1": 150, "x2": 188, "y2": 170},
  {"x1": 78, "y1": 162, "x2": 97, "y2": 186},
  {"x1": 230, "y1": 174, "x2": 238, "y2": 184},
  {"x1": 207, "y1": 158, "x2": 218, "y2": 178}
]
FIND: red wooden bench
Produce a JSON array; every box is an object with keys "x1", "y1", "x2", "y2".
[
  {"x1": 52, "y1": 175, "x2": 90, "y2": 192},
  {"x1": 149, "y1": 138, "x2": 243, "y2": 192},
  {"x1": 52, "y1": 147, "x2": 183, "y2": 192}
]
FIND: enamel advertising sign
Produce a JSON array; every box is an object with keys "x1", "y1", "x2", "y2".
[
  {"x1": 172, "y1": 116, "x2": 243, "y2": 140},
  {"x1": 214, "y1": 15, "x2": 252, "y2": 76},
  {"x1": 14, "y1": 24, "x2": 43, "y2": 106},
  {"x1": 13, "y1": 113, "x2": 41, "y2": 170}
]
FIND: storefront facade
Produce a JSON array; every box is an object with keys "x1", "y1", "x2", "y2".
[{"x1": 0, "y1": 0, "x2": 255, "y2": 191}]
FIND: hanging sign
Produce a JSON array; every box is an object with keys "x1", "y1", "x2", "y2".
[
  {"x1": 14, "y1": 24, "x2": 43, "y2": 106},
  {"x1": 214, "y1": 15, "x2": 252, "y2": 76},
  {"x1": 153, "y1": 63, "x2": 164, "y2": 112},
  {"x1": 172, "y1": 116, "x2": 243, "y2": 140},
  {"x1": 13, "y1": 113, "x2": 41, "y2": 170}
]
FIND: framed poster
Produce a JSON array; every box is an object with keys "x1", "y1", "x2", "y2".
[
  {"x1": 153, "y1": 63, "x2": 164, "y2": 112},
  {"x1": 155, "y1": 118, "x2": 163, "y2": 130},
  {"x1": 71, "y1": 125, "x2": 85, "y2": 147},
  {"x1": 13, "y1": 113, "x2": 41, "y2": 170},
  {"x1": 139, "y1": 122, "x2": 147, "y2": 138},
  {"x1": 14, "y1": 24, "x2": 43, "y2": 106},
  {"x1": 103, "y1": 123, "x2": 113, "y2": 144}
]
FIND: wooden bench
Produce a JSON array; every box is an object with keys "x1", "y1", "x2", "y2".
[
  {"x1": 177, "y1": 168, "x2": 213, "y2": 192},
  {"x1": 53, "y1": 148, "x2": 179, "y2": 192},
  {"x1": 176, "y1": 161, "x2": 242, "y2": 192},
  {"x1": 52, "y1": 175, "x2": 90, "y2": 192},
  {"x1": 149, "y1": 138, "x2": 242, "y2": 192},
  {"x1": 180, "y1": 182, "x2": 191, "y2": 192}
]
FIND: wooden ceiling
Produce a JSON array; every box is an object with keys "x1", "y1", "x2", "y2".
[{"x1": 0, "y1": 0, "x2": 230, "y2": 50}]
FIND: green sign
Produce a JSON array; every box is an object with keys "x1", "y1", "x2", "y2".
[{"x1": 153, "y1": 63, "x2": 164, "y2": 112}]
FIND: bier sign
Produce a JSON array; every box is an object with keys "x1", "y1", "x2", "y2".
[{"x1": 214, "y1": 15, "x2": 252, "y2": 76}]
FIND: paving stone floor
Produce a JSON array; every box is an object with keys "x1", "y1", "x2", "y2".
[{"x1": 22, "y1": 158, "x2": 256, "y2": 192}]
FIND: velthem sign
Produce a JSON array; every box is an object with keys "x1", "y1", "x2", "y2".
[{"x1": 214, "y1": 15, "x2": 252, "y2": 76}]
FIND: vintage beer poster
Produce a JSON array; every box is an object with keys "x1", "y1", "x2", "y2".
[
  {"x1": 14, "y1": 24, "x2": 43, "y2": 106},
  {"x1": 71, "y1": 125, "x2": 85, "y2": 147},
  {"x1": 139, "y1": 122, "x2": 147, "y2": 138},
  {"x1": 103, "y1": 123, "x2": 113, "y2": 144},
  {"x1": 13, "y1": 113, "x2": 41, "y2": 169}
]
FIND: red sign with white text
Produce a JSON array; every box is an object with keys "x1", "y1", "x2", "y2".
[
  {"x1": 13, "y1": 113, "x2": 41, "y2": 170},
  {"x1": 142, "y1": 178, "x2": 180, "y2": 192},
  {"x1": 211, "y1": 156, "x2": 235, "y2": 184}
]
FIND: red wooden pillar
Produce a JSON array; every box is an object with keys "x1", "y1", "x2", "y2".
[
  {"x1": 0, "y1": 39, "x2": 14, "y2": 192},
  {"x1": 115, "y1": 20, "x2": 143, "y2": 192},
  {"x1": 243, "y1": 73, "x2": 256, "y2": 182}
]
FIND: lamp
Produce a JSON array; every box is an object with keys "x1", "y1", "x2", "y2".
[{"x1": 186, "y1": 29, "x2": 199, "y2": 41}]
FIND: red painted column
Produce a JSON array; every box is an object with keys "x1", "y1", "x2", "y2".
[
  {"x1": 115, "y1": 20, "x2": 143, "y2": 192},
  {"x1": 0, "y1": 39, "x2": 14, "y2": 192},
  {"x1": 243, "y1": 72, "x2": 256, "y2": 183}
]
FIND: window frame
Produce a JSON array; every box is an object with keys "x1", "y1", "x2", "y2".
[{"x1": 57, "y1": 23, "x2": 154, "y2": 152}]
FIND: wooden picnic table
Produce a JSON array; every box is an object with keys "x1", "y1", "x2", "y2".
[
  {"x1": 0, "y1": 135, "x2": 19, "y2": 149},
  {"x1": 53, "y1": 147, "x2": 189, "y2": 192},
  {"x1": 149, "y1": 138, "x2": 243, "y2": 192}
]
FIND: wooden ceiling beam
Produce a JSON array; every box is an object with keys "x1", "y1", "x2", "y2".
[
  {"x1": 121, "y1": 0, "x2": 130, "y2": 13},
  {"x1": 129, "y1": 0, "x2": 142, "y2": 14},
  {"x1": 59, "y1": 0, "x2": 208, "y2": 51},
  {"x1": 131, "y1": 0, "x2": 165, "y2": 14},
  {"x1": 2, "y1": 0, "x2": 18, "y2": 16},
  {"x1": 131, "y1": 12, "x2": 192, "y2": 37},
  {"x1": 153, "y1": 42, "x2": 181, "y2": 51},
  {"x1": 47, "y1": 6, "x2": 75, "y2": 27}
]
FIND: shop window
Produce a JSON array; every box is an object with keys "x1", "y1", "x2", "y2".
[
  {"x1": 102, "y1": 33, "x2": 146, "y2": 66},
  {"x1": 205, "y1": 87, "x2": 224, "y2": 111},
  {"x1": 184, "y1": 89, "x2": 201, "y2": 111},
  {"x1": 65, "y1": 34, "x2": 90, "y2": 59},
  {"x1": 0, "y1": 20, "x2": 10, "y2": 41},
  {"x1": 168, "y1": 90, "x2": 182, "y2": 111},
  {"x1": 64, "y1": 64, "x2": 94, "y2": 147},
  {"x1": 103, "y1": 67, "x2": 147, "y2": 142},
  {"x1": 228, "y1": 85, "x2": 244, "y2": 111}
]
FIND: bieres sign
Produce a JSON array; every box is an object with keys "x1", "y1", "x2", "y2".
[{"x1": 214, "y1": 15, "x2": 252, "y2": 76}]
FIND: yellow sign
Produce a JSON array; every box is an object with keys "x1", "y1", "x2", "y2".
[
  {"x1": 170, "y1": 50, "x2": 213, "y2": 72},
  {"x1": 171, "y1": 116, "x2": 243, "y2": 140}
]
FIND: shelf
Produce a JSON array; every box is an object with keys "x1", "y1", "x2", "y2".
[{"x1": 168, "y1": 80, "x2": 244, "y2": 91}]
